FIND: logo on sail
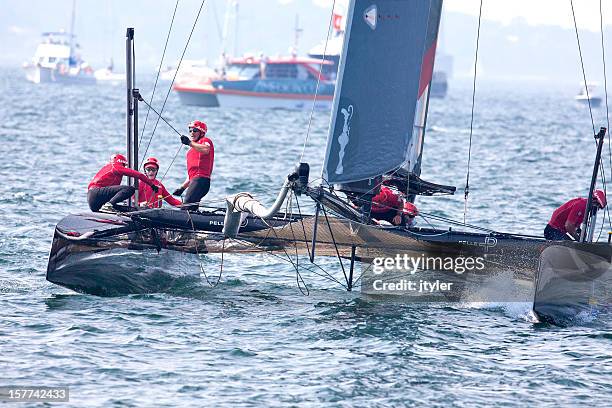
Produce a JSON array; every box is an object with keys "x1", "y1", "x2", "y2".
[
  {"x1": 364, "y1": 5, "x2": 377, "y2": 30},
  {"x1": 335, "y1": 104, "x2": 353, "y2": 175}
]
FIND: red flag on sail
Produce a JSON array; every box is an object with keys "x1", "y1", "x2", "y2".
[{"x1": 333, "y1": 13, "x2": 343, "y2": 31}]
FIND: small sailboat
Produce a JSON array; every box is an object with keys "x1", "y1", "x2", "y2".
[
  {"x1": 46, "y1": 1, "x2": 611, "y2": 325},
  {"x1": 94, "y1": 59, "x2": 126, "y2": 85}
]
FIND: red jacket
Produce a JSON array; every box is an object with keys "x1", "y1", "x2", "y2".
[
  {"x1": 187, "y1": 137, "x2": 214, "y2": 180},
  {"x1": 371, "y1": 186, "x2": 403, "y2": 213},
  {"x1": 88, "y1": 163, "x2": 153, "y2": 190},
  {"x1": 137, "y1": 179, "x2": 182, "y2": 208},
  {"x1": 548, "y1": 198, "x2": 587, "y2": 232}
]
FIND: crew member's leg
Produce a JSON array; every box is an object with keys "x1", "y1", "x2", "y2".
[
  {"x1": 543, "y1": 224, "x2": 570, "y2": 240},
  {"x1": 87, "y1": 186, "x2": 135, "y2": 212},
  {"x1": 108, "y1": 186, "x2": 136, "y2": 206},
  {"x1": 371, "y1": 209, "x2": 397, "y2": 224},
  {"x1": 183, "y1": 177, "x2": 210, "y2": 211}
]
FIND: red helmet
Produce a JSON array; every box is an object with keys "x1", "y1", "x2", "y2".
[
  {"x1": 189, "y1": 120, "x2": 207, "y2": 133},
  {"x1": 111, "y1": 153, "x2": 128, "y2": 166},
  {"x1": 143, "y1": 157, "x2": 159, "y2": 170},
  {"x1": 403, "y1": 202, "x2": 419, "y2": 217},
  {"x1": 593, "y1": 189, "x2": 607, "y2": 208}
]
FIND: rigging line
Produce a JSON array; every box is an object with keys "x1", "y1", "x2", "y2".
[
  {"x1": 299, "y1": 0, "x2": 337, "y2": 162},
  {"x1": 186, "y1": 209, "x2": 222, "y2": 287},
  {"x1": 138, "y1": 0, "x2": 180, "y2": 153},
  {"x1": 463, "y1": 0, "x2": 483, "y2": 226},
  {"x1": 230, "y1": 235, "x2": 345, "y2": 287},
  {"x1": 286, "y1": 195, "x2": 310, "y2": 295},
  {"x1": 159, "y1": 145, "x2": 184, "y2": 184},
  {"x1": 139, "y1": 97, "x2": 183, "y2": 136},
  {"x1": 572, "y1": 0, "x2": 611, "y2": 237},
  {"x1": 598, "y1": 0, "x2": 612, "y2": 231},
  {"x1": 320, "y1": 204, "x2": 350, "y2": 286},
  {"x1": 570, "y1": 0, "x2": 597, "y2": 137},
  {"x1": 293, "y1": 195, "x2": 312, "y2": 260},
  {"x1": 233, "y1": 206, "x2": 344, "y2": 288},
  {"x1": 140, "y1": 0, "x2": 208, "y2": 164}
]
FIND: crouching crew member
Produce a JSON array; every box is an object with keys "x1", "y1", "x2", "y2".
[
  {"x1": 137, "y1": 157, "x2": 182, "y2": 208},
  {"x1": 88, "y1": 153, "x2": 158, "y2": 212},
  {"x1": 544, "y1": 189, "x2": 607, "y2": 240},
  {"x1": 371, "y1": 186, "x2": 404, "y2": 225},
  {"x1": 173, "y1": 120, "x2": 214, "y2": 211}
]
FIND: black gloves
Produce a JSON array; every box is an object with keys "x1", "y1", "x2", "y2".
[
  {"x1": 180, "y1": 135, "x2": 191, "y2": 146},
  {"x1": 150, "y1": 184, "x2": 159, "y2": 193},
  {"x1": 173, "y1": 186, "x2": 185, "y2": 196}
]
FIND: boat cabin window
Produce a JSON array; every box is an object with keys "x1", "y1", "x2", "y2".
[
  {"x1": 265, "y1": 63, "x2": 298, "y2": 79},
  {"x1": 48, "y1": 57, "x2": 57, "y2": 63},
  {"x1": 225, "y1": 63, "x2": 259, "y2": 80}
]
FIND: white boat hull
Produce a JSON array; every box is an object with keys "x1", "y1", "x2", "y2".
[
  {"x1": 23, "y1": 65, "x2": 96, "y2": 85},
  {"x1": 216, "y1": 91, "x2": 332, "y2": 110}
]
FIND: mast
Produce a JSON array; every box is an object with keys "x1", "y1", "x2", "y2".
[
  {"x1": 233, "y1": 0, "x2": 240, "y2": 57},
  {"x1": 580, "y1": 127, "x2": 606, "y2": 242},
  {"x1": 293, "y1": 14, "x2": 303, "y2": 57},
  {"x1": 69, "y1": 0, "x2": 77, "y2": 65},
  {"x1": 126, "y1": 28, "x2": 139, "y2": 207}
]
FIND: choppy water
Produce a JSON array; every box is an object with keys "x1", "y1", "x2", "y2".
[{"x1": 0, "y1": 67, "x2": 611, "y2": 406}]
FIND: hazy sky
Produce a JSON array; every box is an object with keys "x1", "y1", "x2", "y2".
[
  {"x1": 444, "y1": 0, "x2": 612, "y2": 30},
  {"x1": 3, "y1": 0, "x2": 612, "y2": 81},
  {"x1": 306, "y1": 0, "x2": 612, "y2": 30}
]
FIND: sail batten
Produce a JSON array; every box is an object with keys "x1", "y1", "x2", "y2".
[{"x1": 322, "y1": 0, "x2": 439, "y2": 184}]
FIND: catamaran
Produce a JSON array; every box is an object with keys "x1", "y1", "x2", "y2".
[{"x1": 46, "y1": 0, "x2": 611, "y2": 325}]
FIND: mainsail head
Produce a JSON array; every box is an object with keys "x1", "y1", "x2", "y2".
[{"x1": 322, "y1": 0, "x2": 443, "y2": 185}]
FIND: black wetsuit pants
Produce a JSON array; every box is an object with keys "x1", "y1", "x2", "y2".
[
  {"x1": 88, "y1": 186, "x2": 136, "y2": 212},
  {"x1": 543, "y1": 224, "x2": 571, "y2": 241},
  {"x1": 183, "y1": 177, "x2": 210, "y2": 211}
]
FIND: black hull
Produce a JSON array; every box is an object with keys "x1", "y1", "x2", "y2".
[
  {"x1": 533, "y1": 243, "x2": 612, "y2": 325},
  {"x1": 47, "y1": 208, "x2": 612, "y2": 322},
  {"x1": 46, "y1": 209, "x2": 297, "y2": 295}
]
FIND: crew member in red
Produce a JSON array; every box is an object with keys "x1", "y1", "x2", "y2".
[
  {"x1": 137, "y1": 157, "x2": 182, "y2": 209},
  {"x1": 371, "y1": 186, "x2": 404, "y2": 225},
  {"x1": 87, "y1": 153, "x2": 158, "y2": 212},
  {"x1": 173, "y1": 120, "x2": 214, "y2": 211},
  {"x1": 545, "y1": 189, "x2": 607, "y2": 240},
  {"x1": 402, "y1": 201, "x2": 419, "y2": 227}
]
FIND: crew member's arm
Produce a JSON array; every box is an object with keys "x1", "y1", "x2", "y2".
[
  {"x1": 173, "y1": 177, "x2": 191, "y2": 196},
  {"x1": 564, "y1": 221, "x2": 580, "y2": 240},
  {"x1": 566, "y1": 202, "x2": 587, "y2": 240},
  {"x1": 188, "y1": 139, "x2": 211, "y2": 154},
  {"x1": 116, "y1": 166, "x2": 157, "y2": 188},
  {"x1": 161, "y1": 185, "x2": 182, "y2": 207},
  {"x1": 179, "y1": 177, "x2": 190, "y2": 190},
  {"x1": 391, "y1": 195, "x2": 404, "y2": 226}
]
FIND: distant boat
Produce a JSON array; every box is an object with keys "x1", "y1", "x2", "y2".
[
  {"x1": 168, "y1": 59, "x2": 222, "y2": 107},
  {"x1": 575, "y1": 83, "x2": 602, "y2": 107},
  {"x1": 174, "y1": 56, "x2": 335, "y2": 110},
  {"x1": 429, "y1": 71, "x2": 448, "y2": 98},
  {"x1": 22, "y1": 31, "x2": 96, "y2": 85},
  {"x1": 22, "y1": 1, "x2": 95, "y2": 85},
  {"x1": 94, "y1": 60, "x2": 126, "y2": 85}
]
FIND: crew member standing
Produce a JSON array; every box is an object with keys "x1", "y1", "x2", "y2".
[
  {"x1": 173, "y1": 120, "x2": 214, "y2": 211},
  {"x1": 87, "y1": 153, "x2": 158, "y2": 212},
  {"x1": 544, "y1": 189, "x2": 607, "y2": 240},
  {"x1": 137, "y1": 157, "x2": 182, "y2": 208}
]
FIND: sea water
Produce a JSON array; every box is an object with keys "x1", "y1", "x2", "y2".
[{"x1": 0, "y1": 67, "x2": 610, "y2": 406}]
